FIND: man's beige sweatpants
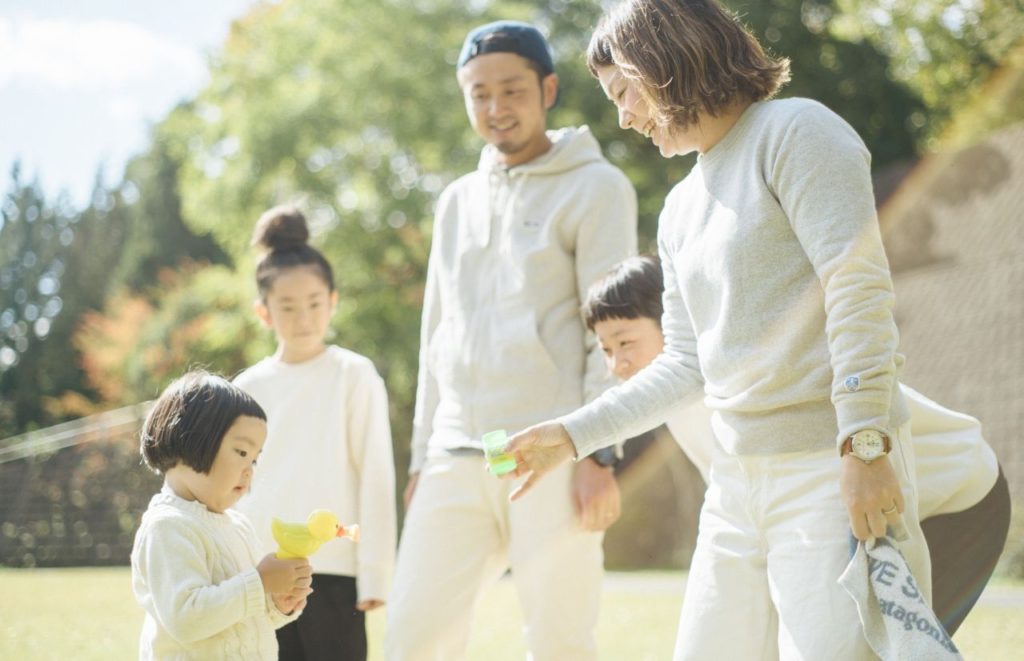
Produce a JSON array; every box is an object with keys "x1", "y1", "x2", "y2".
[{"x1": 385, "y1": 454, "x2": 604, "y2": 661}]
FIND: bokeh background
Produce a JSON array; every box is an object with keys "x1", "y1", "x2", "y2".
[{"x1": 1, "y1": 0, "x2": 1023, "y2": 581}]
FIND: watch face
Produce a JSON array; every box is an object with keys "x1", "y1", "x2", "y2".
[{"x1": 851, "y1": 430, "x2": 885, "y2": 461}]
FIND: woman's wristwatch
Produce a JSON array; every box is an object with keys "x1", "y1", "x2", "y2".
[{"x1": 840, "y1": 429, "x2": 891, "y2": 464}]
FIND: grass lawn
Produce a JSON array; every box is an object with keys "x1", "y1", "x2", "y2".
[{"x1": 2, "y1": 567, "x2": 1021, "y2": 659}]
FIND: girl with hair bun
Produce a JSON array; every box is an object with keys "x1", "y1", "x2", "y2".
[{"x1": 234, "y1": 204, "x2": 397, "y2": 661}]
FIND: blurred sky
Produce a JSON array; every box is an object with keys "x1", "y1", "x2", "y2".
[{"x1": 0, "y1": 0, "x2": 255, "y2": 209}]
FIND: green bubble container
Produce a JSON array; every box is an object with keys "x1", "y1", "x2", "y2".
[{"x1": 482, "y1": 429, "x2": 517, "y2": 476}]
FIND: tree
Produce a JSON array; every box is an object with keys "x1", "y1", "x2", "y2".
[
  {"x1": 75, "y1": 264, "x2": 272, "y2": 405},
  {"x1": 1, "y1": 166, "x2": 70, "y2": 437},
  {"x1": 832, "y1": 0, "x2": 1024, "y2": 144},
  {"x1": 113, "y1": 133, "x2": 230, "y2": 293},
  {"x1": 732, "y1": 0, "x2": 927, "y2": 165},
  {"x1": 0, "y1": 166, "x2": 129, "y2": 437}
]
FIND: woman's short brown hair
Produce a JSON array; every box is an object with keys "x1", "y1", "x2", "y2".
[{"x1": 589, "y1": 0, "x2": 790, "y2": 130}]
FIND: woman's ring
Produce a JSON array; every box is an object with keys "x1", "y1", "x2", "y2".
[{"x1": 882, "y1": 504, "x2": 898, "y2": 515}]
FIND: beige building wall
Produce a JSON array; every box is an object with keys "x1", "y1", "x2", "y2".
[{"x1": 882, "y1": 122, "x2": 1024, "y2": 504}]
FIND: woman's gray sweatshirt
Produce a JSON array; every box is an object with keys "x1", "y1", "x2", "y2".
[{"x1": 563, "y1": 99, "x2": 908, "y2": 457}]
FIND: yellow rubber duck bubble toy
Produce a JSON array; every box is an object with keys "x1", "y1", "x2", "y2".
[
  {"x1": 482, "y1": 429, "x2": 517, "y2": 476},
  {"x1": 271, "y1": 509, "x2": 360, "y2": 559}
]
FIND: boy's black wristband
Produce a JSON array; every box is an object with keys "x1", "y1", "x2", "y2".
[{"x1": 587, "y1": 446, "x2": 619, "y2": 468}]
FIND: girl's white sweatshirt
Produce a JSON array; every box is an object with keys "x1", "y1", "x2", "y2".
[{"x1": 234, "y1": 346, "x2": 396, "y2": 604}]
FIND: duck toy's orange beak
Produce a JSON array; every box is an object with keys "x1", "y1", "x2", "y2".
[{"x1": 337, "y1": 524, "x2": 361, "y2": 542}]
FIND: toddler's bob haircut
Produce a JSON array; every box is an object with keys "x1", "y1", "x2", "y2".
[{"x1": 140, "y1": 370, "x2": 266, "y2": 475}]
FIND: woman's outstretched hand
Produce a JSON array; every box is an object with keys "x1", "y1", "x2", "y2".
[{"x1": 506, "y1": 421, "x2": 576, "y2": 501}]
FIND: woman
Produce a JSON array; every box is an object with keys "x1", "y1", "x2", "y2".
[{"x1": 506, "y1": 1, "x2": 932, "y2": 658}]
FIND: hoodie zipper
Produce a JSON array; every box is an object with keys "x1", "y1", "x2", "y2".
[{"x1": 464, "y1": 167, "x2": 513, "y2": 436}]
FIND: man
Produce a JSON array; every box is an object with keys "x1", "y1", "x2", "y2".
[{"x1": 385, "y1": 20, "x2": 637, "y2": 661}]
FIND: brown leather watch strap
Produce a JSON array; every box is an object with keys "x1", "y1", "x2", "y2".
[{"x1": 839, "y1": 431, "x2": 892, "y2": 456}]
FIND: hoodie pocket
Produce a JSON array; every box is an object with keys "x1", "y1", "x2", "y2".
[{"x1": 484, "y1": 305, "x2": 562, "y2": 400}]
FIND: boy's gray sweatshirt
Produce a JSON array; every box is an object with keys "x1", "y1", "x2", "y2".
[
  {"x1": 410, "y1": 126, "x2": 637, "y2": 472},
  {"x1": 563, "y1": 99, "x2": 908, "y2": 457}
]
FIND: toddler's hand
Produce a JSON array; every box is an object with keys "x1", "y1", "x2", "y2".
[
  {"x1": 257, "y1": 553, "x2": 312, "y2": 595},
  {"x1": 273, "y1": 588, "x2": 313, "y2": 615}
]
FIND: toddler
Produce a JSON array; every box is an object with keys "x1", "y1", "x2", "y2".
[{"x1": 131, "y1": 370, "x2": 313, "y2": 659}]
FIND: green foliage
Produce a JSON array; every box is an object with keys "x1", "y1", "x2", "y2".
[
  {"x1": 832, "y1": 0, "x2": 1024, "y2": 144},
  {"x1": 0, "y1": 167, "x2": 70, "y2": 384},
  {"x1": 75, "y1": 265, "x2": 273, "y2": 404},
  {"x1": 700, "y1": 0, "x2": 926, "y2": 166},
  {"x1": 0, "y1": 167, "x2": 129, "y2": 437},
  {"x1": 113, "y1": 135, "x2": 230, "y2": 293},
  {"x1": 941, "y1": 41, "x2": 1024, "y2": 150},
  {"x1": 0, "y1": 123, "x2": 240, "y2": 439}
]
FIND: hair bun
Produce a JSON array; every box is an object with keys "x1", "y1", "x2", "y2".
[{"x1": 252, "y1": 205, "x2": 309, "y2": 252}]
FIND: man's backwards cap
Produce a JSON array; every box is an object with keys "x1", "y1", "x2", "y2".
[{"x1": 457, "y1": 20, "x2": 555, "y2": 76}]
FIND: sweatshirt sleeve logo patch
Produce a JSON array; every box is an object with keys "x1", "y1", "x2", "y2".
[{"x1": 844, "y1": 376, "x2": 861, "y2": 392}]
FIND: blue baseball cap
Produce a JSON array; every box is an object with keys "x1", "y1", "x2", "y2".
[{"x1": 457, "y1": 20, "x2": 555, "y2": 76}]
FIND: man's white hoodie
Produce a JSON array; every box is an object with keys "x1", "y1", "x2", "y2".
[{"x1": 410, "y1": 126, "x2": 637, "y2": 471}]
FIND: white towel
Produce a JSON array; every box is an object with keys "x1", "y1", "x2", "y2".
[{"x1": 839, "y1": 534, "x2": 962, "y2": 660}]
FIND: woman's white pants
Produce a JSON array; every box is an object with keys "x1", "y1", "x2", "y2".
[{"x1": 674, "y1": 425, "x2": 930, "y2": 660}]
